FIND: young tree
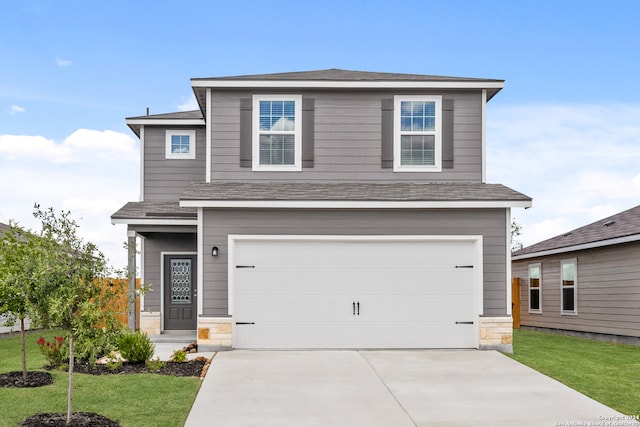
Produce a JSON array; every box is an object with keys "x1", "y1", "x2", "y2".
[
  {"x1": 511, "y1": 219, "x2": 524, "y2": 252},
  {"x1": 28, "y1": 205, "x2": 118, "y2": 424},
  {"x1": 0, "y1": 222, "x2": 42, "y2": 380}
]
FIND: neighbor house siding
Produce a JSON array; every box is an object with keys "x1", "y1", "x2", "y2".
[
  {"x1": 143, "y1": 126, "x2": 206, "y2": 201},
  {"x1": 513, "y1": 241, "x2": 640, "y2": 337},
  {"x1": 201, "y1": 208, "x2": 507, "y2": 317},
  {"x1": 209, "y1": 90, "x2": 483, "y2": 182},
  {"x1": 140, "y1": 233, "x2": 197, "y2": 312}
]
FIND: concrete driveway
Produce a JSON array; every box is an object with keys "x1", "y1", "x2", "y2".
[{"x1": 185, "y1": 350, "x2": 635, "y2": 427}]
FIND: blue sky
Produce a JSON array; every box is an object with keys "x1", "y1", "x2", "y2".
[{"x1": 1, "y1": 0, "x2": 640, "y2": 267}]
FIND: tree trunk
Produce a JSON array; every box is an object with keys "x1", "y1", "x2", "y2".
[
  {"x1": 66, "y1": 333, "x2": 74, "y2": 425},
  {"x1": 20, "y1": 318, "x2": 27, "y2": 380}
]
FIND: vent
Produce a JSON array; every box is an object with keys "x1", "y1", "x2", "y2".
[
  {"x1": 562, "y1": 232, "x2": 572, "y2": 237},
  {"x1": 603, "y1": 220, "x2": 616, "y2": 227}
]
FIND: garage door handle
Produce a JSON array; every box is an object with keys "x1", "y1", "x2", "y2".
[
  {"x1": 455, "y1": 265, "x2": 474, "y2": 269},
  {"x1": 357, "y1": 302, "x2": 360, "y2": 316},
  {"x1": 236, "y1": 322, "x2": 255, "y2": 325},
  {"x1": 236, "y1": 265, "x2": 255, "y2": 269},
  {"x1": 455, "y1": 321, "x2": 474, "y2": 325},
  {"x1": 353, "y1": 302, "x2": 356, "y2": 315}
]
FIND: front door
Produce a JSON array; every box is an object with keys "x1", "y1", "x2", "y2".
[{"x1": 164, "y1": 255, "x2": 197, "y2": 330}]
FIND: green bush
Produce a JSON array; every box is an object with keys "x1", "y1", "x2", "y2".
[
  {"x1": 75, "y1": 327, "x2": 124, "y2": 364},
  {"x1": 37, "y1": 335, "x2": 69, "y2": 367},
  {"x1": 146, "y1": 357, "x2": 166, "y2": 371},
  {"x1": 170, "y1": 349, "x2": 187, "y2": 363},
  {"x1": 118, "y1": 331, "x2": 155, "y2": 363}
]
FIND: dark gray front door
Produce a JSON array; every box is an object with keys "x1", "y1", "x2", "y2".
[{"x1": 164, "y1": 255, "x2": 196, "y2": 330}]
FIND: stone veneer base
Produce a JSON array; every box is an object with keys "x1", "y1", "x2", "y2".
[
  {"x1": 197, "y1": 317, "x2": 233, "y2": 350},
  {"x1": 479, "y1": 316, "x2": 514, "y2": 353}
]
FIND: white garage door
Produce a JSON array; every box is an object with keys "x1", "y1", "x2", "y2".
[{"x1": 231, "y1": 237, "x2": 480, "y2": 349}]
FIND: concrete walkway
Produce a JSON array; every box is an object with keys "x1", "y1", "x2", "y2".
[{"x1": 185, "y1": 350, "x2": 638, "y2": 427}]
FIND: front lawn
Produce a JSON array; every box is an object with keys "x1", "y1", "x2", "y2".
[
  {"x1": 0, "y1": 329, "x2": 202, "y2": 427},
  {"x1": 507, "y1": 329, "x2": 640, "y2": 417}
]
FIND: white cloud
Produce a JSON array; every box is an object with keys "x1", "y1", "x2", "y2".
[
  {"x1": 0, "y1": 129, "x2": 140, "y2": 268},
  {"x1": 487, "y1": 102, "x2": 640, "y2": 247},
  {"x1": 0, "y1": 129, "x2": 138, "y2": 164},
  {"x1": 10, "y1": 105, "x2": 25, "y2": 114},
  {"x1": 177, "y1": 95, "x2": 199, "y2": 111},
  {"x1": 56, "y1": 57, "x2": 72, "y2": 67}
]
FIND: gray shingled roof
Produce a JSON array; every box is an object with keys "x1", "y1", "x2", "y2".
[
  {"x1": 512, "y1": 204, "x2": 640, "y2": 259},
  {"x1": 180, "y1": 181, "x2": 531, "y2": 202},
  {"x1": 0, "y1": 222, "x2": 9, "y2": 235},
  {"x1": 111, "y1": 201, "x2": 197, "y2": 221},
  {"x1": 125, "y1": 110, "x2": 204, "y2": 137},
  {"x1": 126, "y1": 110, "x2": 203, "y2": 121},
  {"x1": 192, "y1": 68, "x2": 503, "y2": 83}
]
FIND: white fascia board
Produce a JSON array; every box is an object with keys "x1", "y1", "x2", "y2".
[
  {"x1": 191, "y1": 80, "x2": 504, "y2": 90},
  {"x1": 125, "y1": 118, "x2": 205, "y2": 126},
  {"x1": 180, "y1": 200, "x2": 532, "y2": 209},
  {"x1": 111, "y1": 218, "x2": 198, "y2": 226},
  {"x1": 512, "y1": 233, "x2": 640, "y2": 260}
]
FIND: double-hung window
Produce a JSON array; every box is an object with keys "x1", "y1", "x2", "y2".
[
  {"x1": 165, "y1": 130, "x2": 196, "y2": 159},
  {"x1": 393, "y1": 95, "x2": 442, "y2": 172},
  {"x1": 252, "y1": 95, "x2": 302, "y2": 171},
  {"x1": 528, "y1": 263, "x2": 542, "y2": 313},
  {"x1": 561, "y1": 259, "x2": 577, "y2": 315}
]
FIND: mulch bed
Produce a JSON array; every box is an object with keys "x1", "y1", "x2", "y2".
[
  {"x1": 0, "y1": 371, "x2": 53, "y2": 388},
  {"x1": 73, "y1": 358, "x2": 207, "y2": 377},
  {"x1": 21, "y1": 412, "x2": 120, "y2": 427}
]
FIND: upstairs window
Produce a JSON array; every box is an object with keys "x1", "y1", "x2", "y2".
[
  {"x1": 393, "y1": 95, "x2": 442, "y2": 172},
  {"x1": 528, "y1": 263, "x2": 542, "y2": 313},
  {"x1": 165, "y1": 130, "x2": 196, "y2": 159},
  {"x1": 252, "y1": 95, "x2": 302, "y2": 171},
  {"x1": 561, "y1": 259, "x2": 577, "y2": 315}
]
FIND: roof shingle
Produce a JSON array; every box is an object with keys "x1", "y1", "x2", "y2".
[{"x1": 512, "y1": 204, "x2": 640, "y2": 258}]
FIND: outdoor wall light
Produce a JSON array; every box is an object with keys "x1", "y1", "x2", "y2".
[{"x1": 211, "y1": 246, "x2": 219, "y2": 257}]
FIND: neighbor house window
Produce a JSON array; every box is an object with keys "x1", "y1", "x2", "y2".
[
  {"x1": 252, "y1": 95, "x2": 302, "y2": 171},
  {"x1": 561, "y1": 259, "x2": 577, "y2": 315},
  {"x1": 165, "y1": 130, "x2": 196, "y2": 159},
  {"x1": 393, "y1": 95, "x2": 442, "y2": 172},
  {"x1": 528, "y1": 263, "x2": 542, "y2": 313}
]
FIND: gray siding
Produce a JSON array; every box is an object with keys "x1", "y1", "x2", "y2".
[
  {"x1": 513, "y1": 242, "x2": 640, "y2": 337},
  {"x1": 210, "y1": 90, "x2": 483, "y2": 183},
  {"x1": 143, "y1": 126, "x2": 206, "y2": 201},
  {"x1": 202, "y1": 208, "x2": 507, "y2": 316},
  {"x1": 141, "y1": 233, "x2": 197, "y2": 312}
]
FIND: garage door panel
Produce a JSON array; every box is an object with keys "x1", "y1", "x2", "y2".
[{"x1": 233, "y1": 238, "x2": 479, "y2": 349}]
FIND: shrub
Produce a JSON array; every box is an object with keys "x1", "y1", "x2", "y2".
[
  {"x1": 170, "y1": 349, "x2": 187, "y2": 363},
  {"x1": 37, "y1": 335, "x2": 68, "y2": 367},
  {"x1": 146, "y1": 357, "x2": 165, "y2": 371},
  {"x1": 75, "y1": 327, "x2": 124, "y2": 364},
  {"x1": 118, "y1": 331, "x2": 155, "y2": 363}
]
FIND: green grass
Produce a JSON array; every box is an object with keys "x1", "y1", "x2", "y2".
[
  {"x1": 506, "y1": 329, "x2": 640, "y2": 416},
  {"x1": 0, "y1": 329, "x2": 201, "y2": 427}
]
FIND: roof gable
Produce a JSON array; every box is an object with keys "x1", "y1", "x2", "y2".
[
  {"x1": 192, "y1": 68, "x2": 503, "y2": 83},
  {"x1": 513, "y1": 204, "x2": 640, "y2": 259}
]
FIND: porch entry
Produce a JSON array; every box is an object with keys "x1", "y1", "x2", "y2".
[{"x1": 164, "y1": 254, "x2": 197, "y2": 330}]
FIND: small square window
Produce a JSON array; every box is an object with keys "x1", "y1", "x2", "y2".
[{"x1": 165, "y1": 130, "x2": 196, "y2": 159}]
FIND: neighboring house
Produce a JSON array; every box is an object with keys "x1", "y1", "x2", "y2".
[
  {"x1": 111, "y1": 69, "x2": 531, "y2": 351},
  {"x1": 512, "y1": 205, "x2": 640, "y2": 342}
]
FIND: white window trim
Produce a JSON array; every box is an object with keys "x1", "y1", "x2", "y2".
[
  {"x1": 252, "y1": 94, "x2": 302, "y2": 171},
  {"x1": 561, "y1": 258, "x2": 578, "y2": 316},
  {"x1": 393, "y1": 95, "x2": 442, "y2": 172},
  {"x1": 165, "y1": 130, "x2": 196, "y2": 159},
  {"x1": 528, "y1": 263, "x2": 542, "y2": 313}
]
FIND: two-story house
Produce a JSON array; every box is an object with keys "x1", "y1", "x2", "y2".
[{"x1": 111, "y1": 69, "x2": 531, "y2": 352}]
